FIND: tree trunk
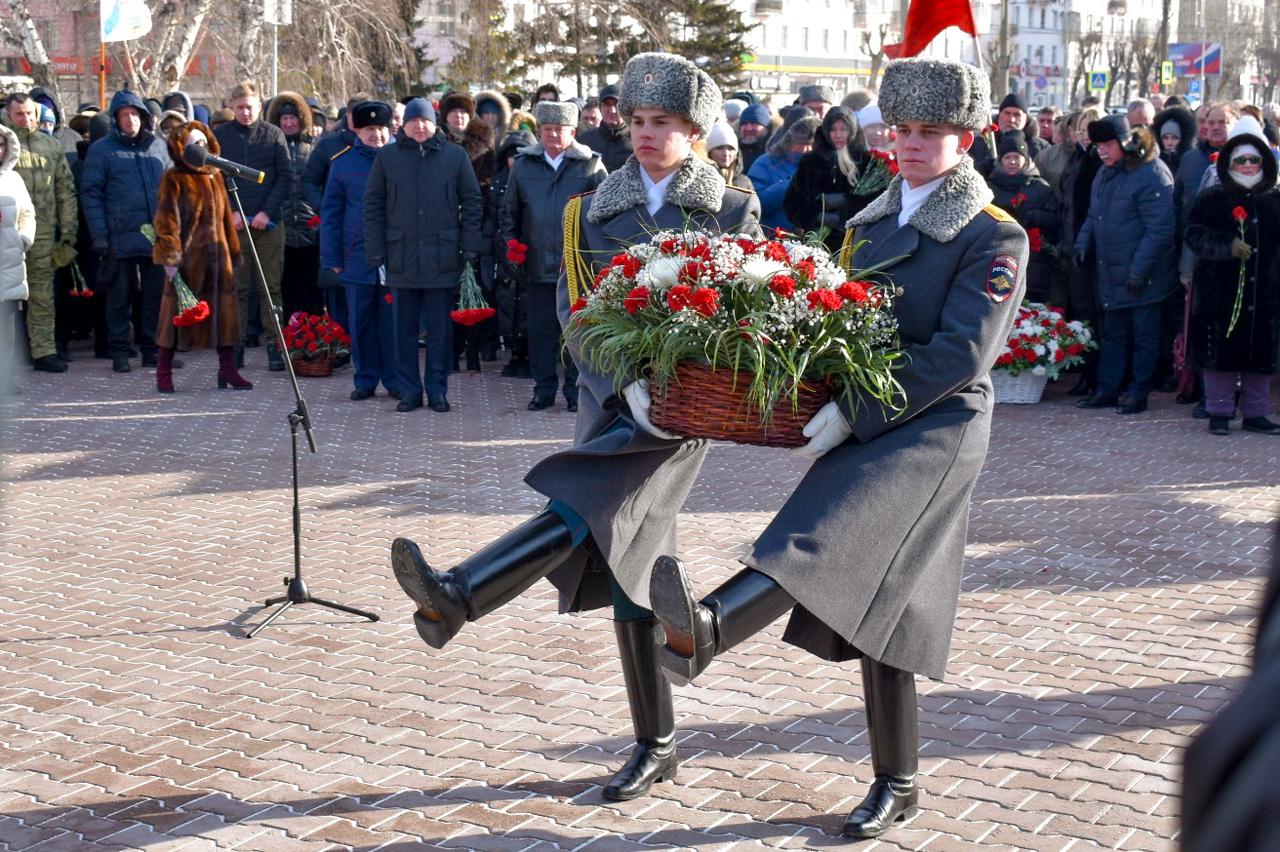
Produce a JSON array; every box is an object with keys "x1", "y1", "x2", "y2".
[{"x1": 2, "y1": 0, "x2": 60, "y2": 103}]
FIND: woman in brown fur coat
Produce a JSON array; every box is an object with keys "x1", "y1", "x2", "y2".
[{"x1": 151, "y1": 120, "x2": 251, "y2": 393}]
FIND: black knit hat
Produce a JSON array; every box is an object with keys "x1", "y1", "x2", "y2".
[
  {"x1": 1088, "y1": 114, "x2": 1131, "y2": 146},
  {"x1": 996, "y1": 130, "x2": 1029, "y2": 159},
  {"x1": 999, "y1": 93, "x2": 1028, "y2": 114},
  {"x1": 599, "y1": 83, "x2": 620, "y2": 103}
]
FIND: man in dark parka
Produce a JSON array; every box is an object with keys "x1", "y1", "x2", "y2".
[
  {"x1": 645, "y1": 58, "x2": 1028, "y2": 840},
  {"x1": 500, "y1": 100, "x2": 605, "y2": 412},
  {"x1": 364, "y1": 98, "x2": 483, "y2": 413},
  {"x1": 388, "y1": 53, "x2": 761, "y2": 804}
]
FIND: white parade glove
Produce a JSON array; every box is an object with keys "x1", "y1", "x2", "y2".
[
  {"x1": 792, "y1": 401, "x2": 853, "y2": 460},
  {"x1": 623, "y1": 379, "x2": 681, "y2": 440}
]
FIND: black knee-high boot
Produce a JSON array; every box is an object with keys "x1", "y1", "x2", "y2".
[
  {"x1": 649, "y1": 555, "x2": 795, "y2": 686},
  {"x1": 603, "y1": 618, "x2": 678, "y2": 801},
  {"x1": 391, "y1": 510, "x2": 575, "y2": 649},
  {"x1": 843, "y1": 657, "x2": 919, "y2": 838}
]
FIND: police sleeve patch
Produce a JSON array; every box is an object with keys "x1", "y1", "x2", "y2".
[{"x1": 986, "y1": 255, "x2": 1017, "y2": 303}]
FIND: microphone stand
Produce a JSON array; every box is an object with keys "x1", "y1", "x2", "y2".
[{"x1": 221, "y1": 174, "x2": 378, "y2": 638}]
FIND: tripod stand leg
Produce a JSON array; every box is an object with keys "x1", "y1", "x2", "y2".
[
  {"x1": 248, "y1": 600, "x2": 295, "y2": 638},
  {"x1": 307, "y1": 596, "x2": 380, "y2": 622},
  {"x1": 264, "y1": 595, "x2": 288, "y2": 606}
]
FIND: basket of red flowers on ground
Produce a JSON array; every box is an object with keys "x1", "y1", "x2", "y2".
[
  {"x1": 991, "y1": 301, "x2": 1096, "y2": 403},
  {"x1": 283, "y1": 311, "x2": 351, "y2": 377}
]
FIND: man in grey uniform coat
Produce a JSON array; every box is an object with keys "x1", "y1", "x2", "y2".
[
  {"x1": 646, "y1": 58, "x2": 1028, "y2": 839},
  {"x1": 390, "y1": 53, "x2": 761, "y2": 802}
]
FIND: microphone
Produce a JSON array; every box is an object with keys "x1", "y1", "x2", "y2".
[{"x1": 183, "y1": 144, "x2": 265, "y2": 184}]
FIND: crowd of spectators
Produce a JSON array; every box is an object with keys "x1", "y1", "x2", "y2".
[{"x1": 1, "y1": 80, "x2": 1276, "y2": 432}]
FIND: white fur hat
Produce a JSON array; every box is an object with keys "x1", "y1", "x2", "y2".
[
  {"x1": 534, "y1": 101, "x2": 579, "y2": 128},
  {"x1": 878, "y1": 59, "x2": 991, "y2": 131}
]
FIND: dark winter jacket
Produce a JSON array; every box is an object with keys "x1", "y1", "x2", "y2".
[
  {"x1": 80, "y1": 90, "x2": 172, "y2": 258},
  {"x1": 459, "y1": 119, "x2": 498, "y2": 260},
  {"x1": 989, "y1": 167, "x2": 1059, "y2": 300},
  {"x1": 577, "y1": 121, "x2": 631, "y2": 172},
  {"x1": 1076, "y1": 137, "x2": 1178, "y2": 310},
  {"x1": 1060, "y1": 142, "x2": 1101, "y2": 252},
  {"x1": 970, "y1": 127, "x2": 1048, "y2": 178},
  {"x1": 363, "y1": 131, "x2": 483, "y2": 289},
  {"x1": 738, "y1": 134, "x2": 770, "y2": 173},
  {"x1": 301, "y1": 127, "x2": 356, "y2": 213},
  {"x1": 748, "y1": 112, "x2": 821, "y2": 234},
  {"x1": 1185, "y1": 132, "x2": 1280, "y2": 374},
  {"x1": 213, "y1": 116, "x2": 291, "y2": 220},
  {"x1": 1153, "y1": 106, "x2": 1197, "y2": 175},
  {"x1": 29, "y1": 86, "x2": 80, "y2": 153},
  {"x1": 782, "y1": 107, "x2": 879, "y2": 252},
  {"x1": 319, "y1": 141, "x2": 381, "y2": 287},
  {"x1": 500, "y1": 141, "x2": 606, "y2": 283},
  {"x1": 267, "y1": 91, "x2": 317, "y2": 248}
]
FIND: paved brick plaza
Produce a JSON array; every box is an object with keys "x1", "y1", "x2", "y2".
[{"x1": 2, "y1": 349, "x2": 1276, "y2": 851}]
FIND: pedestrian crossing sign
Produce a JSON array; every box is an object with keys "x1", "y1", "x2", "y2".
[{"x1": 1088, "y1": 71, "x2": 1109, "y2": 93}]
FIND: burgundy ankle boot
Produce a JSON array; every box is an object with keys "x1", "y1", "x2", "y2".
[
  {"x1": 156, "y1": 347, "x2": 175, "y2": 394},
  {"x1": 216, "y1": 346, "x2": 253, "y2": 390}
]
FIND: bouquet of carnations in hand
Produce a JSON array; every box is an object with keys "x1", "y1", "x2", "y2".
[
  {"x1": 993, "y1": 301, "x2": 1096, "y2": 380},
  {"x1": 567, "y1": 230, "x2": 905, "y2": 446},
  {"x1": 140, "y1": 224, "x2": 209, "y2": 326},
  {"x1": 283, "y1": 311, "x2": 351, "y2": 362},
  {"x1": 851, "y1": 149, "x2": 898, "y2": 196},
  {"x1": 451, "y1": 261, "x2": 497, "y2": 326}
]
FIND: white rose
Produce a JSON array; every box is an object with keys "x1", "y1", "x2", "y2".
[
  {"x1": 1033, "y1": 344, "x2": 1046, "y2": 356},
  {"x1": 741, "y1": 257, "x2": 791, "y2": 288},
  {"x1": 641, "y1": 257, "x2": 683, "y2": 290}
]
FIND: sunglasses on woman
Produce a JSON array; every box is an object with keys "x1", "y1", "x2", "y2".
[{"x1": 1232, "y1": 155, "x2": 1263, "y2": 165}]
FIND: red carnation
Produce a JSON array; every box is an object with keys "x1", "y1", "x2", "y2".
[
  {"x1": 678, "y1": 261, "x2": 703, "y2": 287},
  {"x1": 82, "y1": 288, "x2": 95, "y2": 298},
  {"x1": 806, "y1": 289, "x2": 844, "y2": 312},
  {"x1": 384, "y1": 293, "x2": 393, "y2": 304},
  {"x1": 1233, "y1": 205, "x2": 1247, "y2": 223},
  {"x1": 624, "y1": 286, "x2": 650, "y2": 315},
  {"x1": 685, "y1": 241, "x2": 712, "y2": 261},
  {"x1": 506, "y1": 239, "x2": 528, "y2": 265},
  {"x1": 689, "y1": 287, "x2": 719, "y2": 317},
  {"x1": 307, "y1": 215, "x2": 321, "y2": 229},
  {"x1": 660, "y1": 237, "x2": 680, "y2": 254},
  {"x1": 570, "y1": 297, "x2": 588, "y2": 313},
  {"x1": 794, "y1": 258, "x2": 816, "y2": 280},
  {"x1": 1209, "y1": 152, "x2": 1219, "y2": 164},
  {"x1": 667, "y1": 284, "x2": 693, "y2": 312},
  {"x1": 735, "y1": 237, "x2": 760, "y2": 254},
  {"x1": 612, "y1": 253, "x2": 643, "y2": 278},
  {"x1": 1027, "y1": 227, "x2": 1043, "y2": 253},
  {"x1": 837, "y1": 280, "x2": 869, "y2": 303},
  {"x1": 1010, "y1": 192, "x2": 1028, "y2": 208},
  {"x1": 764, "y1": 242, "x2": 789, "y2": 263},
  {"x1": 1054, "y1": 349, "x2": 1067, "y2": 362},
  {"x1": 307, "y1": 341, "x2": 319, "y2": 352},
  {"x1": 769, "y1": 274, "x2": 797, "y2": 298}
]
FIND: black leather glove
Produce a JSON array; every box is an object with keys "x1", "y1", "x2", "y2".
[
  {"x1": 1126, "y1": 278, "x2": 1145, "y2": 296},
  {"x1": 819, "y1": 192, "x2": 847, "y2": 211}
]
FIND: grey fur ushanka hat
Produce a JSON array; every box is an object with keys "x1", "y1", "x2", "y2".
[
  {"x1": 618, "y1": 52, "x2": 721, "y2": 136},
  {"x1": 534, "y1": 100, "x2": 579, "y2": 128},
  {"x1": 878, "y1": 59, "x2": 990, "y2": 131}
]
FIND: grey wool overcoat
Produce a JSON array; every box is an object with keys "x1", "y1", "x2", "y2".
[
  {"x1": 747, "y1": 158, "x2": 1028, "y2": 680},
  {"x1": 523, "y1": 154, "x2": 762, "y2": 612}
]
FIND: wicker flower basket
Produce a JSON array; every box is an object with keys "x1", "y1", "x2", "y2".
[
  {"x1": 990, "y1": 370, "x2": 1048, "y2": 404},
  {"x1": 649, "y1": 362, "x2": 832, "y2": 448},
  {"x1": 291, "y1": 356, "x2": 333, "y2": 378}
]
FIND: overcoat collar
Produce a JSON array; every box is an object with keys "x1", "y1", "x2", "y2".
[
  {"x1": 848, "y1": 157, "x2": 993, "y2": 244},
  {"x1": 587, "y1": 154, "x2": 726, "y2": 224}
]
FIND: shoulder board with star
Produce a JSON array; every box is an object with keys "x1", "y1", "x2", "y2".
[
  {"x1": 982, "y1": 203, "x2": 1015, "y2": 224},
  {"x1": 330, "y1": 145, "x2": 352, "y2": 161}
]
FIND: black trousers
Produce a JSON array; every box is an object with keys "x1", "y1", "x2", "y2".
[
  {"x1": 392, "y1": 287, "x2": 453, "y2": 401},
  {"x1": 107, "y1": 257, "x2": 164, "y2": 358},
  {"x1": 526, "y1": 279, "x2": 577, "y2": 401},
  {"x1": 282, "y1": 244, "x2": 323, "y2": 320}
]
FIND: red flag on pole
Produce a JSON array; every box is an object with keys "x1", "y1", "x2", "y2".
[{"x1": 900, "y1": 0, "x2": 978, "y2": 57}]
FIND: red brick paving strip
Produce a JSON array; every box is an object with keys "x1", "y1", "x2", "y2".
[{"x1": 1, "y1": 349, "x2": 1274, "y2": 849}]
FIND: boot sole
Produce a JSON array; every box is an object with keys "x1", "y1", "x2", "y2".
[
  {"x1": 651, "y1": 556, "x2": 699, "y2": 687},
  {"x1": 391, "y1": 538, "x2": 465, "y2": 649},
  {"x1": 842, "y1": 803, "x2": 919, "y2": 838}
]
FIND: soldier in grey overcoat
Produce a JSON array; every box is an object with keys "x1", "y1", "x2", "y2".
[
  {"x1": 390, "y1": 53, "x2": 762, "y2": 802},
  {"x1": 645, "y1": 58, "x2": 1029, "y2": 839}
]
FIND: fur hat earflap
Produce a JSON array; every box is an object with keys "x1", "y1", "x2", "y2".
[
  {"x1": 534, "y1": 100, "x2": 579, "y2": 128},
  {"x1": 618, "y1": 51, "x2": 721, "y2": 136},
  {"x1": 879, "y1": 58, "x2": 990, "y2": 131}
]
